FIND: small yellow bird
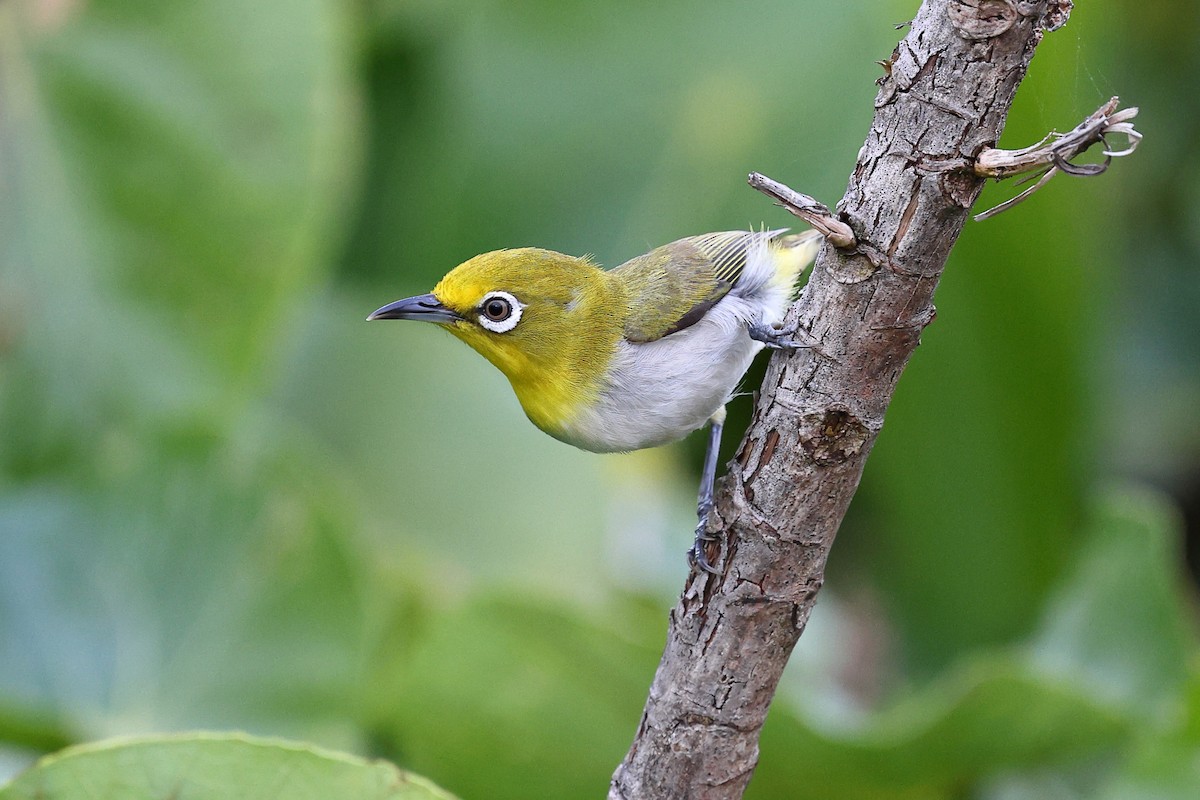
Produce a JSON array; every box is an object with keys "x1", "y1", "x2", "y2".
[{"x1": 369, "y1": 228, "x2": 821, "y2": 571}]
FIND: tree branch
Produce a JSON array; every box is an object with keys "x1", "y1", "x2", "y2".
[{"x1": 610, "y1": 1, "x2": 1113, "y2": 797}]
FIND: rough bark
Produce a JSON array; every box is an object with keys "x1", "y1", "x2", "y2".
[{"x1": 610, "y1": 1, "x2": 1076, "y2": 797}]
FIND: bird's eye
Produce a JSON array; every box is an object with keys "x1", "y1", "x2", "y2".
[
  {"x1": 484, "y1": 297, "x2": 512, "y2": 321},
  {"x1": 476, "y1": 291, "x2": 523, "y2": 333}
]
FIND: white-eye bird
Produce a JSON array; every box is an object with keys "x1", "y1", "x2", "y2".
[{"x1": 369, "y1": 228, "x2": 821, "y2": 572}]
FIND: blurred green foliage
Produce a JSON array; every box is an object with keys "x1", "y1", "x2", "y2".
[
  {"x1": 0, "y1": 734, "x2": 459, "y2": 799},
  {"x1": 2, "y1": 0, "x2": 1198, "y2": 797}
]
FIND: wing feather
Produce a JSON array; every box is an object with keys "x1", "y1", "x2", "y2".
[{"x1": 616, "y1": 230, "x2": 784, "y2": 343}]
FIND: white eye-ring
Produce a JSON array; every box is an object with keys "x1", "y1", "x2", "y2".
[{"x1": 477, "y1": 291, "x2": 524, "y2": 333}]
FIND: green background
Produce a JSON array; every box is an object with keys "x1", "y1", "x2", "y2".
[{"x1": 2, "y1": 0, "x2": 1197, "y2": 797}]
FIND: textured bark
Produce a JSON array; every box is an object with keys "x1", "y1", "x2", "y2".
[{"x1": 610, "y1": 1, "x2": 1075, "y2": 797}]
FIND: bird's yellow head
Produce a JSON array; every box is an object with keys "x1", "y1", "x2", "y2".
[{"x1": 369, "y1": 248, "x2": 623, "y2": 435}]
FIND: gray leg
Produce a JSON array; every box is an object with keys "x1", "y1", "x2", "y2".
[
  {"x1": 748, "y1": 319, "x2": 824, "y2": 351},
  {"x1": 691, "y1": 406, "x2": 726, "y2": 574}
]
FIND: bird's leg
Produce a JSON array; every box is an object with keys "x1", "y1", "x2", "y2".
[
  {"x1": 748, "y1": 317, "x2": 824, "y2": 352},
  {"x1": 691, "y1": 406, "x2": 726, "y2": 574}
]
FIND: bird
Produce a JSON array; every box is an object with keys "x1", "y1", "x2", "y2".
[{"x1": 368, "y1": 228, "x2": 822, "y2": 572}]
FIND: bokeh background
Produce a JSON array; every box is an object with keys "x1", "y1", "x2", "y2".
[{"x1": 2, "y1": 0, "x2": 1198, "y2": 797}]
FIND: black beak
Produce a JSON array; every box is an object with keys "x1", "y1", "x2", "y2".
[{"x1": 367, "y1": 293, "x2": 463, "y2": 323}]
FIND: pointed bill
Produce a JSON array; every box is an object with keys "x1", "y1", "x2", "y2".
[{"x1": 367, "y1": 293, "x2": 462, "y2": 323}]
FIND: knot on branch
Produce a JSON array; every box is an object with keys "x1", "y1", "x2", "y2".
[
  {"x1": 948, "y1": 0, "x2": 1020, "y2": 39},
  {"x1": 799, "y1": 409, "x2": 871, "y2": 466},
  {"x1": 947, "y1": 0, "x2": 1073, "y2": 40},
  {"x1": 1041, "y1": 0, "x2": 1073, "y2": 31},
  {"x1": 971, "y1": 97, "x2": 1141, "y2": 220}
]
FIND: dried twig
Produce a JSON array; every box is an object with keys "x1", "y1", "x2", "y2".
[
  {"x1": 972, "y1": 97, "x2": 1141, "y2": 220},
  {"x1": 747, "y1": 172, "x2": 857, "y2": 249}
]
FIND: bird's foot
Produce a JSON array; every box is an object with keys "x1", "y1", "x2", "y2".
[
  {"x1": 690, "y1": 518, "x2": 721, "y2": 575},
  {"x1": 748, "y1": 320, "x2": 827, "y2": 355}
]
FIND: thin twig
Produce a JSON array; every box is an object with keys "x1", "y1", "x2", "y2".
[
  {"x1": 973, "y1": 97, "x2": 1141, "y2": 220},
  {"x1": 748, "y1": 172, "x2": 857, "y2": 249}
]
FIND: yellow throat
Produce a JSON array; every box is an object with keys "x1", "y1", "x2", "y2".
[{"x1": 430, "y1": 248, "x2": 624, "y2": 439}]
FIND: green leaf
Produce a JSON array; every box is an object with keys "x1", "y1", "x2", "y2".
[
  {"x1": 0, "y1": 733, "x2": 456, "y2": 800},
  {"x1": 0, "y1": 444, "x2": 390, "y2": 750},
  {"x1": 1029, "y1": 486, "x2": 1196, "y2": 713},
  {"x1": 0, "y1": 0, "x2": 357, "y2": 477},
  {"x1": 1091, "y1": 669, "x2": 1200, "y2": 800},
  {"x1": 751, "y1": 657, "x2": 1129, "y2": 800},
  {"x1": 0, "y1": 1, "x2": 379, "y2": 751},
  {"x1": 370, "y1": 594, "x2": 663, "y2": 800},
  {"x1": 25, "y1": 0, "x2": 359, "y2": 375},
  {"x1": 0, "y1": 7, "x2": 208, "y2": 477}
]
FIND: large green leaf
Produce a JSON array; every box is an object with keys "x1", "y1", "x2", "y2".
[
  {"x1": 1094, "y1": 670, "x2": 1200, "y2": 800},
  {"x1": 0, "y1": 444, "x2": 387, "y2": 751},
  {"x1": 1036, "y1": 489, "x2": 1200, "y2": 799},
  {"x1": 751, "y1": 658, "x2": 1129, "y2": 800},
  {"x1": 0, "y1": 734, "x2": 456, "y2": 800},
  {"x1": 24, "y1": 0, "x2": 359, "y2": 375},
  {"x1": 371, "y1": 594, "x2": 664, "y2": 800},
  {"x1": 0, "y1": 6, "x2": 204, "y2": 478},
  {"x1": 0, "y1": 0, "x2": 357, "y2": 479},
  {"x1": 0, "y1": 0, "x2": 376, "y2": 754},
  {"x1": 1029, "y1": 487, "x2": 1196, "y2": 713}
]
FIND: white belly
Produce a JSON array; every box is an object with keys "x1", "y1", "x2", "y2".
[{"x1": 557, "y1": 296, "x2": 764, "y2": 453}]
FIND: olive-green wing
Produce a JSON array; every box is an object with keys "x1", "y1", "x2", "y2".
[{"x1": 616, "y1": 231, "x2": 765, "y2": 343}]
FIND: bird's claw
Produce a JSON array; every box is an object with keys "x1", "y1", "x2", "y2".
[
  {"x1": 748, "y1": 321, "x2": 829, "y2": 356},
  {"x1": 690, "y1": 520, "x2": 721, "y2": 575}
]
